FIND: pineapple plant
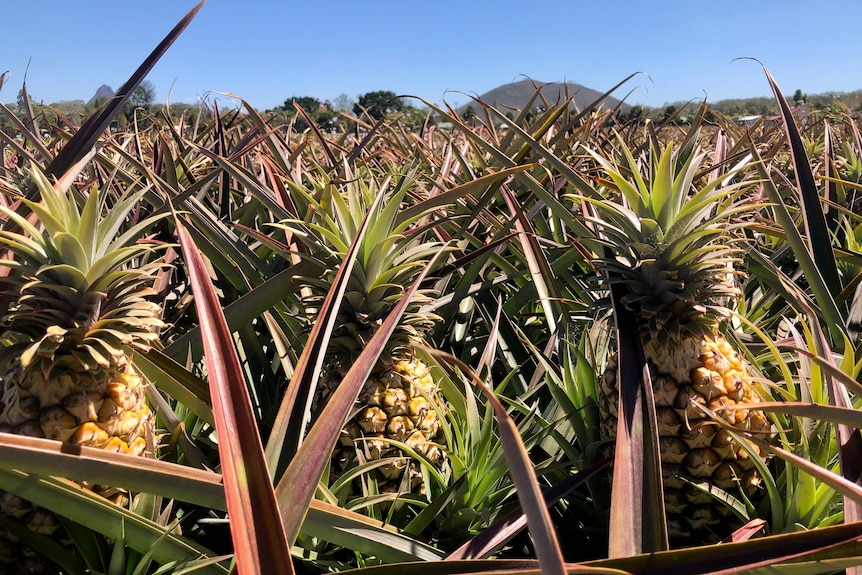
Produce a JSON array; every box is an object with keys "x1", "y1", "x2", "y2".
[
  {"x1": 0, "y1": 167, "x2": 167, "y2": 570},
  {"x1": 584, "y1": 135, "x2": 772, "y2": 545},
  {"x1": 281, "y1": 165, "x2": 448, "y2": 495}
]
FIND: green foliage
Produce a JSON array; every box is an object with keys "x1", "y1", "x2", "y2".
[
  {"x1": 15, "y1": 88, "x2": 32, "y2": 108},
  {"x1": 354, "y1": 90, "x2": 406, "y2": 120},
  {"x1": 121, "y1": 80, "x2": 157, "y2": 126},
  {"x1": 268, "y1": 95, "x2": 337, "y2": 131}
]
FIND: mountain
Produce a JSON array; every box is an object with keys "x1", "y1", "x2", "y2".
[
  {"x1": 458, "y1": 79, "x2": 629, "y2": 115},
  {"x1": 88, "y1": 84, "x2": 115, "y2": 105}
]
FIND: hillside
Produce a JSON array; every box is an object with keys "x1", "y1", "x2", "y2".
[{"x1": 458, "y1": 79, "x2": 629, "y2": 115}]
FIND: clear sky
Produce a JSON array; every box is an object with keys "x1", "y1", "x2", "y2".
[{"x1": 2, "y1": 0, "x2": 860, "y2": 111}]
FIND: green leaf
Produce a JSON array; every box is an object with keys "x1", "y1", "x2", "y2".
[
  {"x1": 749, "y1": 137, "x2": 845, "y2": 346},
  {"x1": 0, "y1": 469, "x2": 228, "y2": 574},
  {"x1": 425, "y1": 349, "x2": 567, "y2": 575},
  {"x1": 263, "y1": 181, "x2": 384, "y2": 481},
  {"x1": 651, "y1": 142, "x2": 675, "y2": 230},
  {"x1": 763, "y1": 66, "x2": 844, "y2": 313}
]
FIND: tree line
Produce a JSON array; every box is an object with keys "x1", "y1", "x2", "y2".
[{"x1": 266, "y1": 90, "x2": 430, "y2": 132}]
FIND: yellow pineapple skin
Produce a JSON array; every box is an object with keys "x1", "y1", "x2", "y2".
[
  {"x1": 0, "y1": 361, "x2": 156, "y2": 570},
  {"x1": 321, "y1": 357, "x2": 446, "y2": 492},
  {"x1": 599, "y1": 334, "x2": 770, "y2": 544},
  {"x1": 0, "y1": 363, "x2": 154, "y2": 456}
]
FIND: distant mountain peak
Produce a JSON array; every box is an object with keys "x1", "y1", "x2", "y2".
[
  {"x1": 458, "y1": 79, "x2": 628, "y2": 114},
  {"x1": 88, "y1": 84, "x2": 115, "y2": 105}
]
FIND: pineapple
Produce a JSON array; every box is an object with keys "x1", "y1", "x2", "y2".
[
  {"x1": 586, "y1": 137, "x2": 771, "y2": 545},
  {"x1": 282, "y1": 165, "x2": 447, "y2": 494},
  {"x1": 0, "y1": 167, "x2": 166, "y2": 570}
]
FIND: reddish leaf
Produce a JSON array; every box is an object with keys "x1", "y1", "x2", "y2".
[
  {"x1": 264, "y1": 182, "x2": 386, "y2": 480},
  {"x1": 607, "y1": 280, "x2": 667, "y2": 557},
  {"x1": 722, "y1": 519, "x2": 768, "y2": 543},
  {"x1": 46, "y1": 1, "x2": 206, "y2": 181},
  {"x1": 176, "y1": 217, "x2": 293, "y2": 575},
  {"x1": 595, "y1": 521, "x2": 862, "y2": 575}
]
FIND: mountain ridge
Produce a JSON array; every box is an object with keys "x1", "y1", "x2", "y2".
[{"x1": 457, "y1": 79, "x2": 629, "y2": 114}]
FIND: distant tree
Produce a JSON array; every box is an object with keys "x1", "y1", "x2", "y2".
[
  {"x1": 281, "y1": 96, "x2": 321, "y2": 114},
  {"x1": 314, "y1": 102, "x2": 337, "y2": 131},
  {"x1": 662, "y1": 105, "x2": 677, "y2": 122},
  {"x1": 0, "y1": 110, "x2": 17, "y2": 137},
  {"x1": 524, "y1": 106, "x2": 544, "y2": 125},
  {"x1": 792, "y1": 89, "x2": 807, "y2": 104},
  {"x1": 353, "y1": 90, "x2": 405, "y2": 120},
  {"x1": 122, "y1": 80, "x2": 156, "y2": 126},
  {"x1": 332, "y1": 93, "x2": 354, "y2": 111},
  {"x1": 16, "y1": 88, "x2": 33, "y2": 109},
  {"x1": 270, "y1": 96, "x2": 342, "y2": 131},
  {"x1": 401, "y1": 106, "x2": 431, "y2": 132},
  {"x1": 462, "y1": 105, "x2": 476, "y2": 122},
  {"x1": 129, "y1": 80, "x2": 156, "y2": 109},
  {"x1": 613, "y1": 105, "x2": 646, "y2": 126}
]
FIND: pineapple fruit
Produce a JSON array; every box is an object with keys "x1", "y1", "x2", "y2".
[
  {"x1": 0, "y1": 167, "x2": 166, "y2": 570},
  {"x1": 587, "y1": 137, "x2": 771, "y2": 545},
  {"x1": 283, "y1": 166, "x2": 447, "y2": 494}
]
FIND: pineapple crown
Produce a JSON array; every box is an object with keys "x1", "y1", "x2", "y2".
[
  {"x1": 0, "y1": 167, "x2": 168, "y2": 372},
  {"x1": 276, "y1": 163, "x2": 444, "y2": 368},
  {"x1": 580, "y1": 135, "x2": 752, "y2": 342}
]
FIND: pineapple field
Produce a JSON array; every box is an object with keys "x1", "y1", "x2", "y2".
[{"x1": 2, "y1": 5, "x2": 862, "y2": 574}]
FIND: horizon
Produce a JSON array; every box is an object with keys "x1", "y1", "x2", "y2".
[
  {"x1": 10, "y1": 78, "x2": 860, "y2": 113},
  {"x1": 2, "y1": 1, "x2": 861, "y2": 112}
]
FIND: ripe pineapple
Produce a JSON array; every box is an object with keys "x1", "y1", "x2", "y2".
[
  {"x1": 283, "y1": 166, "x2": 447, "y2": 494},
  {"x1": 587, "y1": 138, "x2": 771, "y2": 545},
  {"x1": 0, "y1": 167, "x2": 166, "y2": 570}
]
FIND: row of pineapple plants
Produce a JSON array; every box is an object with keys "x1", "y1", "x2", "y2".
[{"x1": 2, "y1": 5, "x2": 862, "y2": 573}]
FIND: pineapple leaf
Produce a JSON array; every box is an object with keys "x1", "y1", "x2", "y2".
[
  {"x1": 36, "y1": 264, "x2": 88, "y2": 293},
  {"x1": 651, "y1": 141, "x2": 676, "y2": 230},
  {"x1": 103, "y1": 207, "x2": 169, "y2": 260},
  {"x1": 175, "y1": 215, "x2": 294, "y2": 573},
  {"x1": 0, "y1": 515, "x2": 89, "y2": 575},
  {"x1": 424, "y1": 348, "x2": 567, "y2": 575},
  {"x1": 0, "y1": 203, "x2": 47, "y2": 243},
  {"x1": 44, "y1": 1, "x2": 206, "y2": 180},
  {"x1": 593, "y1": 521, "x2": 862, "y2": 574},
  {"x1": 0, "y1": 235, "x2": 49, "y2": 265},
  {"x1": 29, "y1": 167, "x2": 77, "y2": 231},
  {"x1": 54, "y1": 232, "x2": 91, "y2": 273},
  {"x1": 750, "y1": 142, "x2": 846, "y2": 344},
  {"x1": 764, "y1": 66, "x2": 844, "y2": 311},
  {"x1": 77, "y1": 183, "x2": 101, "y2": 263},
  {"x1": 86, "y1": 247, "x2": 158, "y2": 288},
  {"x1": 0, "y1": 469, "x2": 228, "y2": 574}
]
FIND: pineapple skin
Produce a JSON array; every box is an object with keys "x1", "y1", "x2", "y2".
[
  {"x1": 0, "y1": 361, "x2": 155, "y2": 571},
  {"x1": 599, "y1": 333, "x2": 769, "y2": 544},
  {"x1": 0, "y1": 363, "x2": 153, "y2": 456},
  {"x1": 321, "y1": 357, "x2": 445, "y2": 492}
]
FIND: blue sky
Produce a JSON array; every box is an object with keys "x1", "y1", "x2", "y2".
[{"x1": 2, "y1": 0, "x2": 860, "y2": 111}]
